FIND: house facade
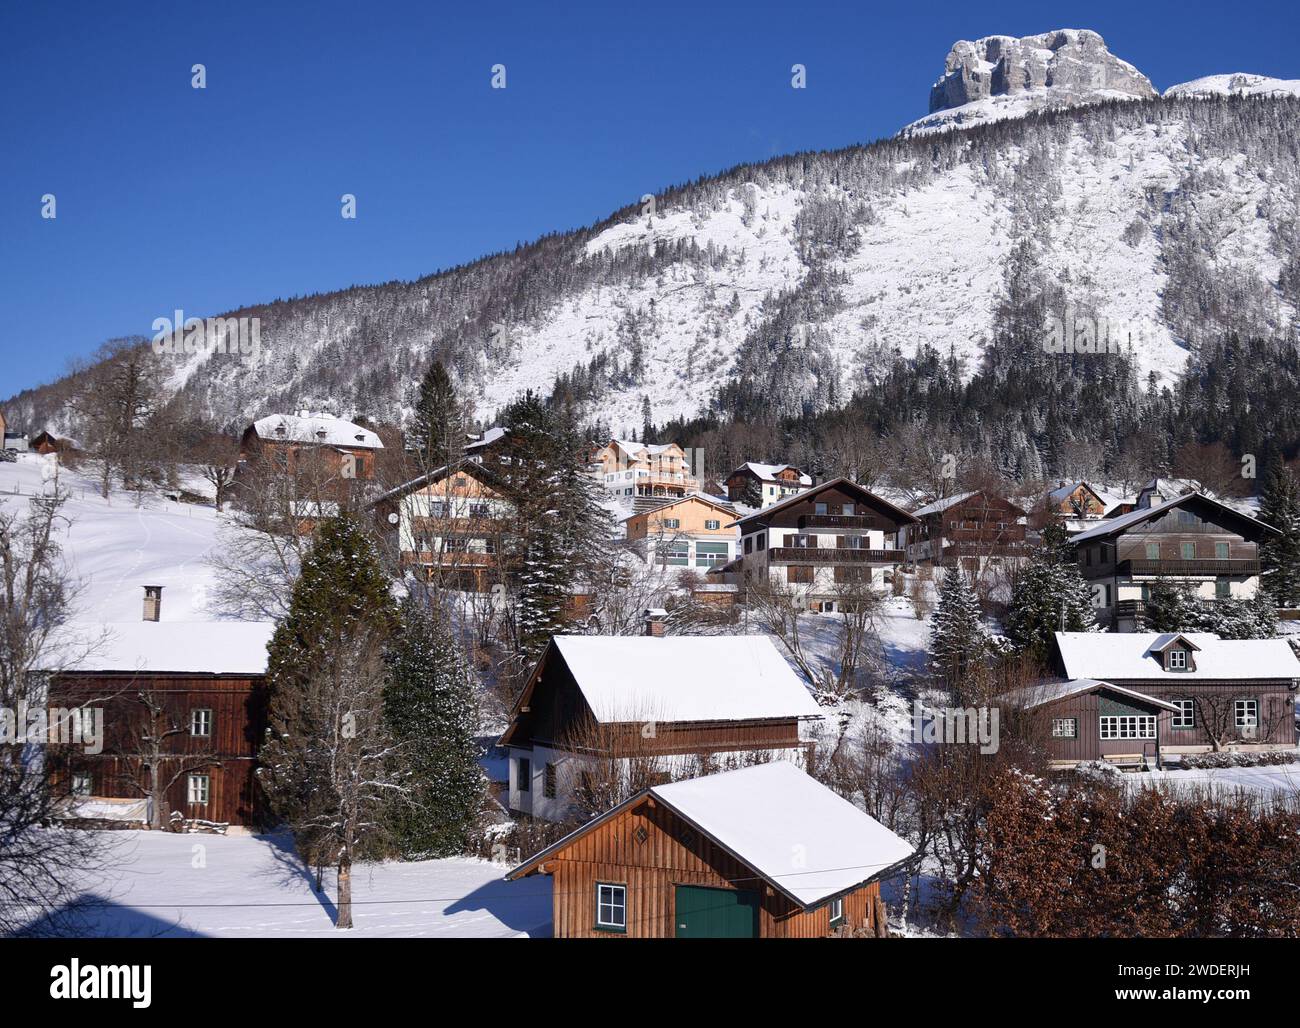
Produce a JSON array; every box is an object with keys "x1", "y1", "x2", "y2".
[
  {"x1": 902, "y1": 490, "x2": 1027, "y2": 572},
  {"x1": 1053, "y1": 631, "x2": 1299, "y2": 756},
  {"x1": 590, "y1": 439, "x2": 698, "y2": 500},
  {"x1": 43, "y1": 610, "x2": 275, "y2": 829},
  {"x1": 622, "y1": 494, "x2": 737, "y2": 572},
  {"x1": 724, "y1": 462, "x2": 811, "y2": 508},
  {"x1": 498, "y1": 630, "x2": 822, "y2": 822},
  {"x1": 506, "y1": 761, "x2": 913, "y2": 938},
  {"x1": 238, "y1": 410, "x2": 384, "y2": 484},
  {"x1": 733, "y1": 478, "x2": 917, "y2": 612},
  {"x1": 1069, "y1": 491, "x2": 1278, "y2": 631},
  {"x1": 1022, "y1": 679, "x2": 1181, "y2": 770}
]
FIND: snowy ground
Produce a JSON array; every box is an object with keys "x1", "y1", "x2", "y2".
[
  {"x1": 1127, "y1": 762, "x2": 1300, "y2": 804},
  {"x1": 22, "y1": 831, "x2": 550, "y2": 938}
]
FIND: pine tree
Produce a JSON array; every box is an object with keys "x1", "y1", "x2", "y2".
[
  {"x1": 409, "y1": 359, "x2": 465, "y2": 469},
  {"x1": 1006, "y1": 521, "x2": 1098, "y2": 661},
  {"x1": 1140, "y1": 579, "x2": 1206, "y2": 633},
  {"x1": 929, "y1": 565, "x2": 988, "y2": 696},
  {"x1": 383, "y1": 596, "x2": 484, "y2": 858},
  {"x1": 1258, "y1": 466, "x2": 1300, "y2": 608}
]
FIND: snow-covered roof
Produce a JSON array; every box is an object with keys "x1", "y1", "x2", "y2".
[
  {"x1": 610, "y1": 438, "x2": 677, "y2": 458},
  {"x1": 733, "y1": 477, "x2": 918, "y2": 527},
  {"x1": 44, "y1": 621, "x2": 276, "y2": 675},
  {"x1": 1070, "y1": 491, "x2": 1274, "y2": 544},
  {"x1": 1055, "y1": 632, "x2": 1300, "y2": 682},
  {"x1": 465, "y1": 426, "x2": 507, "y2": 450},
  {"x1": 551, "y1": 634, "x2": 822, "y2": 723},
  {"x1": 1018, "y1": 678, "x2": 1182, "y2": 712},
  {"x1": 733, "y1": 462, "x2": 812, "y2": 486},
  {"x1": 251, "y1": 412, "x2": 382, "y2": 450},
  {"x1": 620, "y1": 492, "x2": 736, "y2": 523},
  {"x1": 910, "y1": 490, "x2": 978, "y2": 518},
  {"x1": 509, "y1": 762, "x2": 915, "y2": 908}
]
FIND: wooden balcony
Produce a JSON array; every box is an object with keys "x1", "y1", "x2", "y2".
[
  {"x1": 1115, "y1": 558, "x2": 1260, "y2": 577},
  {"x1": 768, "y1": 547, "x2": 904, "y2": 565},
  {"x1": 797, "y1": 514, "x2": 880, "y2": 529}
]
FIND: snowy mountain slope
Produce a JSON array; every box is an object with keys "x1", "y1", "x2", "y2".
[
  {"x1": 6, "y1": 48, "x2": 1300, "y2": 439},
  {"x1": 1165, "y1": 73, "x2": 1300, "y2": 99}
]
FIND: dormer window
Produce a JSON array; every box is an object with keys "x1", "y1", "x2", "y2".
[{"x1": 1167, "y1": 649, "x2": 1188, "y2": 671}]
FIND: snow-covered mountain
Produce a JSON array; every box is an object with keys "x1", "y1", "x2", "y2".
[
  {"x1": 1164, "y1": 73, "x2": 1300, "y2": 100},
  {"x1": 6, "y1": 31, "x2": 1300, "y2": 439}
]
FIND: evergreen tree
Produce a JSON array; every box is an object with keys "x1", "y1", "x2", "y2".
[
  {"x1": 1006, "y1": 521, "x2": 1098, "y2": 662},
  {"x1": 1258, "y1": 466, "x2": 1300, "y2": 608},
  {"x1": 383, "y1": 596, "x2": 484, "y2": 858},
  {"x1": 409, "y1": 359, "x2": 465, "y2": 469},
  {"x1": 1140, "y1": 579, "x2": 1205, "y2": 633},
  {"x1": 929, "y1": 565, "x2": 988, "y2": 696}
]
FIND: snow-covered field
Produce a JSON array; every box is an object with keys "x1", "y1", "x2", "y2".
[
  {"x1": 24, "y1": 831, "x2": 549, "y2": 938},
  {"x1": 1127, "y1": 762, "x2": 1300, "y2": 803}
]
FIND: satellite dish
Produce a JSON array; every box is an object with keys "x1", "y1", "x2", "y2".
[{"x1": 387, "y1": 512, "x2": 399, "y2": 525}]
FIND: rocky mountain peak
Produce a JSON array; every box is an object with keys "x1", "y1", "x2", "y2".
[{"x1": 927, "y1": 28, "x2": 1157, "y2": 115}]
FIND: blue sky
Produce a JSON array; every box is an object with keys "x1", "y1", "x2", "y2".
[{"x1": 3, "y1": 0, "x2": 1298, "y2": 396}]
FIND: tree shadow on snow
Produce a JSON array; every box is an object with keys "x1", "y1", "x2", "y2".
[
  {"x1": 13, "y1": 892, "x2": 207, "y2": 938},
  {"x1": 445, "y1": 874, "x2": 553, "y2": 936},
  {"x1": 254, "y1": 831, "x2": 339, "y2": 925}
]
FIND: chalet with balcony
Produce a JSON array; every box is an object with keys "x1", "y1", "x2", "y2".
[
  {"x1": 902, "y1": 490, "x2": 1027, "y2": 572},
  {"x1": 622, "y1": 494, "x2": 737, "y2": 572},
  {"x1": 1069, "y1": 491, "x2": 1279, "y2": 631},
  {"x1": 732, "y1": 479, "x2": 917, "y2": 612},
  {"x1": 591, "y1": 439, "x2": 697, "y2": 502},
  {"x1": 372, "y1": 459, "x2": 512, "y2": 591},
  {"x1": 1046, "y1": 480, "x2": 1133, "y2": 536},
  {"x1": 725, "y1": 462, "x2": 812, "y2": 508},
  {"x1": 498, "y1": 626, "x2": 823, "y2": 822},
  {"x1": 506, "y1": 761, "x2": 912, "y2": 938},
  {"x1": 1052, "y1": 631, "x2": 1299, "y2": 757}
]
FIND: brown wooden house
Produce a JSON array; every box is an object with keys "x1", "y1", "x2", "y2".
[
  {"x1": 724, "y1": 462, "x2": 812, "y2": 508},
  {"x1": 902, "y1": 489, "x2": 1027, "y2": 571},
  {"x1": 43, "y1": 605, "x2": 274, "y2": 829},
  {"x1": 1020, "y1": 679, "x2": 1182, "y2": 770},
  {"x1": 238, "y1": 411, "x2": 383, "y2": 485},
  {"x1": 507, "y1": 761, "x2": 913, "y2": 937}
]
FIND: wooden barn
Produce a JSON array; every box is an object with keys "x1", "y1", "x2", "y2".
[
  {"x1": 507, "y1": 761, "x2": 914, "y2": 938},
  {"x1": 43, "y1": 601, "x2": 275, "y2": 830}
]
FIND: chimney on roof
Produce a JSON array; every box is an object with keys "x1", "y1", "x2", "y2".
[
  {"x1": 643, "y1": 608, "x2": 667, "y2": 637},
  {"x1": 143, "y1": 585, "x2": 163, "y2": 622}
]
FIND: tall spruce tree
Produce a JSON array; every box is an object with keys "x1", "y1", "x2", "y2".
[
  {"x1": 1006, "y1": 521, "x2": 1098, "y2": 662},
  {"x1": 383, "y1": 596, "x2": 484, "y2": 858},
  {"x1": 929, "y1": 565, "x2": 988, "y2": 697},
  {"x1": 1258, "y1": 466, "x2": 1300, "y2": 608},
  {"x1": 259, "y1": 516, "x2": 400, "y2": 929},
  {"x1": 409, "y1": 359, "x2": 465, "y2": 469}
]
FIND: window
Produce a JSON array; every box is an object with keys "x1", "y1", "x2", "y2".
[
  {"x1": 787, "y1": 565, "x2": 814, "y2": 584},
  {"x1": 1215, "y1": 578, "x2": 1231, "y2": 599},
  {"x1": 187, "y1": 774, "x2": 211, "y2": 805},
  {"x1": 1215, "y1": 542, "x2": 1230, "y2": 559},
  {"x1": 756, "y1": 534, "x2": 766, "y2": 551},
  {"x1": 596, "y1": 883, "x2": 626, "y2": 930},
  {"x1": 517, "y1": 758, "x2": 531, "y2": 793},
  {"x1": 190, "y1": 709, "x2": 212, "y2": 737},
  {"x1": 663, "y1": 541, "x2": 690, "y2": 566},
  {"x1": 543, "y1": 763, "x2": 557, "y2": 799},
  {"x1": 704, "y1": 519, "x2": 720, "y2": 531},
  {"x1": 662, "y1": 518, "x2": 680, "y2": 529},
  {"x1": 1181, "y1": 542, "x2": 1196, "y2": 560},
  {"x1": 744, "y1": 536, "x2": 753, "y2": 554},
  {"x1": 1167, "y1": 649, "x2": 1188, "y2": 671},
  {"x1": 1099, "y1": 716, "x2": 1157, "y2": 740},
  {"x1": 815, "y1": 502, "x2": 828, "y2": 515},
  {"x1": 1171, "y1": 700, "x2": 1195, "y2": 729},
  {"x1": 1235, "y1": 699, "x2": 1259, "y2": 733},
  {"x1": 695, "y1": 542, "x2": 729, "y2": 567},
  {"x1": 829, "y1": 897, "x2": 845, "y2": 926},
  {"x1": 71, "y1": 773, "x2": 92, "y2": 797},
  {"x1": 1145, "y1": 542, "x2": 1160, "y2": 560},
  {"x1": 841, "y1": 504, "x2": 855, "y2": 516},
  {"x1": 1051, "y1": 718, "x2": 1078, "y2": 738}
]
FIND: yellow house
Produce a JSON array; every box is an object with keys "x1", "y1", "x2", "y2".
[{"x1": 623, "y1": 494, "x2": 737, "y2": 570}]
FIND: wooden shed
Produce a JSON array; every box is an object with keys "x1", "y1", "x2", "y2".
[
  {"x1": 1021, "y1": 678, "x2": 1181, "y2": 770},
  {"x1": 507, "y1": 761, "x2": 914, "y2": 938}
]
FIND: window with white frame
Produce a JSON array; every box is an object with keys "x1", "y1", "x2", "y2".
[
  {"x1": 829, "y1": 897, "x2": 844, "y2": 925},
  {"x1": 705, "y1": 519, "x2": 720, "y2": 530},
  {"x1": 1235, "y1": 699, "x2": 1259, "y2": 732},
  {"x1": 1166, "y1": 649, "x2": 1188, "y2": 671},
  {"x1": 1051, "y1": 718, "x2": 1077, "y2": 738},
  {"x1": 71, "y1": 773, "x2": 92, "y2": 797},
  {"x1": 1171, "y1": 700, "x2": 1194, "y2": 729},
  {"x1": 190, "y1": 708, "x2": 212, "y2": 737},
  {"x1": 596, "y1": 883, "x2": 626, "y2": 930},
  {"x1": 695, "y1": 542, "x2": 729, "y2": 567},
  {"x1": 187, "y1": 773, "x2": 211, "y2": 805},
  {"x1": 1099, "y1": 715, "x2": 1157, "y2": 740},
  {"x1": 663, "y1": 541, "x2": 690, "y2": 566},
  {"x1": 662, "y1": 518, "x2": 681, "y2": 529}
]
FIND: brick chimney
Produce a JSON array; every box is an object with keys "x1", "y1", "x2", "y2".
[
  {"x1": 643, "y1": 608, "x2": 667, "y2": 637},
  {"x1": 143, "y1": 585, "x2": 163, "y2": 622}
]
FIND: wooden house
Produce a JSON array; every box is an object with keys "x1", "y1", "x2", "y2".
[
  {"x1": 42, "y1": 600, "x2": 274, "y2": 829},
  {"x1": 724, "y1": 462, "x2": 811, "y2": 508},
  {"x1": 1020, "y1": 678, "x2": 1182, "y2": 770},
  {"x1": 1053, "y1": 631, "x2": 1299, "y2": 757},
  {"x1": 237, "y1": 410, "x2": 384, "y2": 485},
  {"x1": 590, "y1": 439, "x2": 697, "y2": 501},
  {"x1": 622, "y1": 493, "x2": 738, "y2": 572},
  {"x1": 902, "y1": 489, "x2": 1027, "y2": 572},
  {"x1": 1069, "y1": 491, "x2": 1279, "y2": 630},
  {"x1": 506, "y1": 761, "x2": 913, "y2": 938},
  {"x1": 732, "y1": 478, "x2": 917, "y2": 612},
  {"x1": 499, "y1": 627, "x2": 823, "y2": 822},
  {"x1": 29, "y1": 431, "x2": 78, "y2": 457}
]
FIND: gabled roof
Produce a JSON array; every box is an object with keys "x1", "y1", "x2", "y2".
[
  {"x1": 42, "y1": 621, "x2": 276, "y2": 676},
  {"x1": 607, "y1": 438, "x2": 680, "y2": 458},
  {"x1": 730, "y1": 462, "x2": 812, "y2": 486},
  {"x1": 621, "y1": 492, "x2": 737, "y2": 523},
  {"x1": 507, "y1": 761, "x2": 915, "y2": 908},
  {"x1": 250, "y1": 412, "x2": 382, "y2": 450},
  {"x1": 1055, "y1": 632, "x2": 1300, "y2": 681},
  {"x1": 370, "y1": 457, "x2": 503, "y2": 505},
  {"x1": 910, "y1": 489, "x2": 1026, "y2": 519},
  {"x1": 1069, "y1": 491, "x2": 1278, "y2": 544},
  {"x1": 732, "y1": 477, "x2": 918, "y2": 528},
  {"x1": 507, "y1": 635, "x2": 822, "y2": 729},
  {"x1": 1017, "y1": 678, "x2": 1183, "y2": 713}
]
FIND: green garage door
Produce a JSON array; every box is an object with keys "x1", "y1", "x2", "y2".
[{"x1": 674, "y1": 885, "x2": 760, "y2": 938}]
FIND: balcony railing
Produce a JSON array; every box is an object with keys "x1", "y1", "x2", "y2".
[
  {"x1": 1116, "y1": 558, "x2": 1260, "y2": 576},
  {"x1": 797, "y1": 514, "x2": 880, "y2": 529},
  {"x1": 768, "y1": 547, "x2": 904, "y2": 564}
]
